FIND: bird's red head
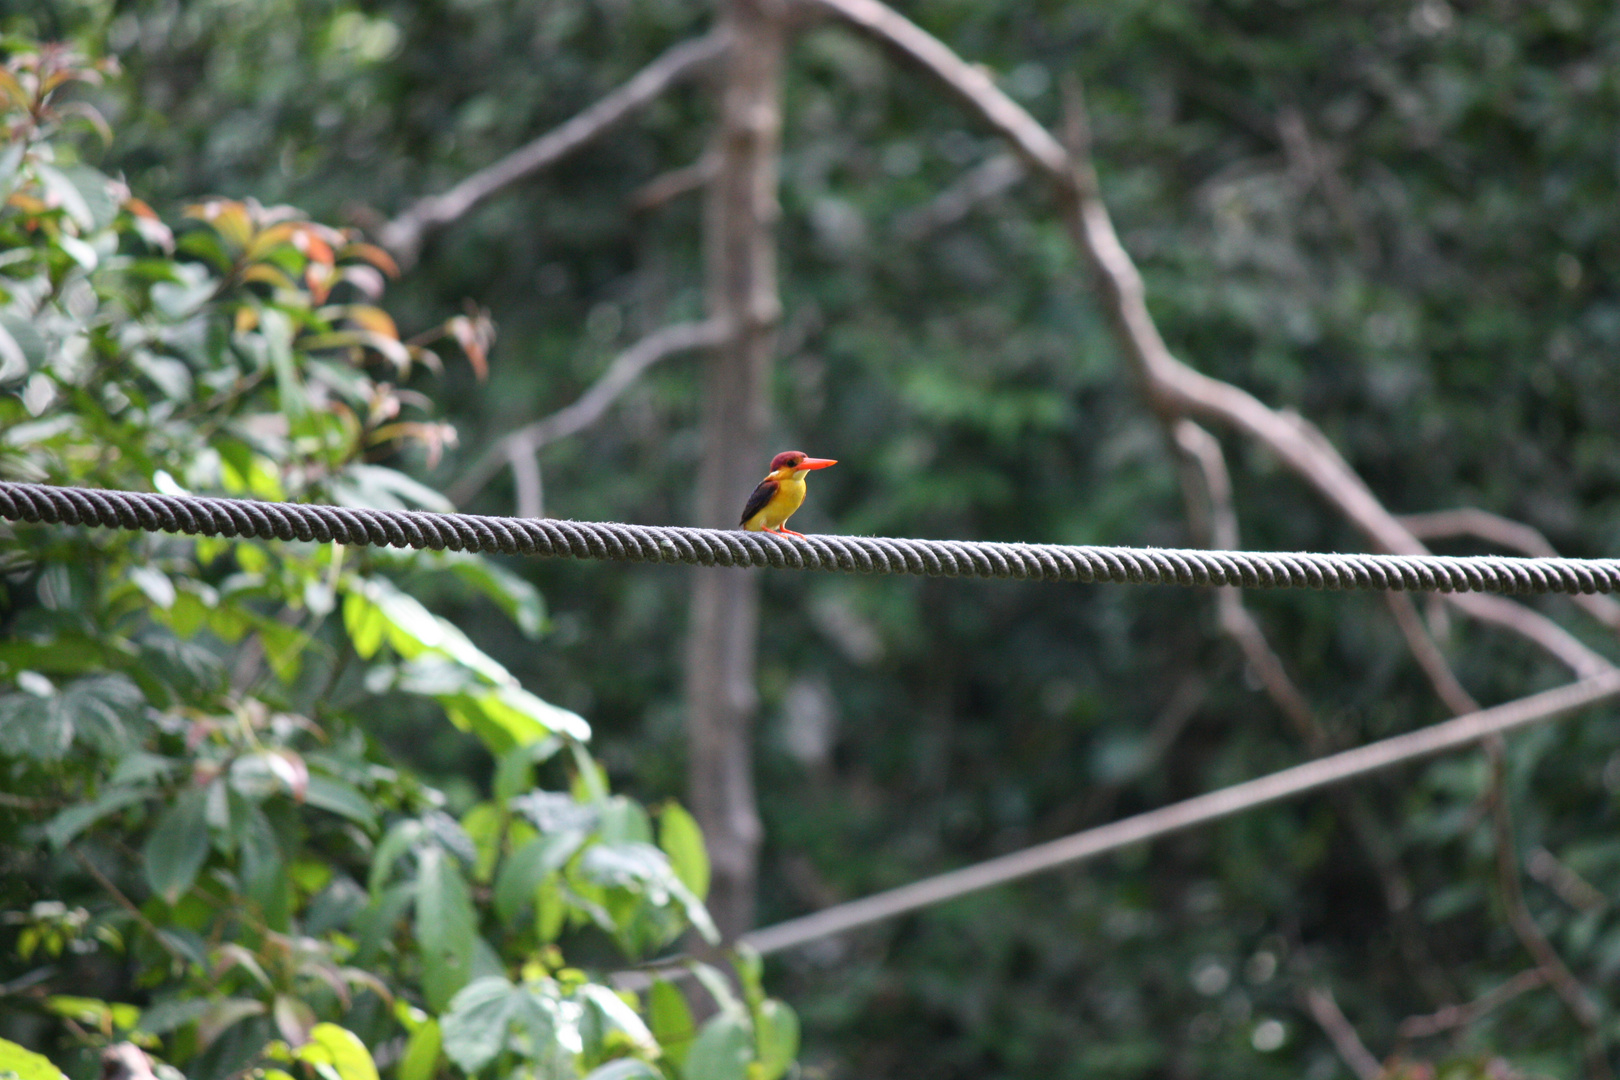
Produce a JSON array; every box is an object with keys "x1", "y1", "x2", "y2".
[{"x1": 768, "y1": 451, "x2": 837, "y2": 474}]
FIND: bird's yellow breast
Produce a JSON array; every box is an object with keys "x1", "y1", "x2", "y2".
[{"x1": 744, "y1": 471, "x2": 807, "y2": 531}]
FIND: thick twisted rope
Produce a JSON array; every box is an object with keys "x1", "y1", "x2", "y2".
[{"x1": 3, "y1": 480, "x2": 1619, "y2": 596}]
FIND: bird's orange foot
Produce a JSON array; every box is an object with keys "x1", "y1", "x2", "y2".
[{"x1": 778, "y1": 527, "x2": 807, "y2": 538}]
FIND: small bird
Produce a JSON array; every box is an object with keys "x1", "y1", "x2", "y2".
[{"x1": 739, "y1": 451, "x2": 837, "y2": 537}]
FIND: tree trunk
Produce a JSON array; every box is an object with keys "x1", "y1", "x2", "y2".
[{"x1": 685, "y1": 0, "x2": 785, "y2": 940}]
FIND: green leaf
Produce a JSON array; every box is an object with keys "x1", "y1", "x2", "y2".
[
  {"x1": 445, "y1": 557, "x2": 545, "y2": 638},
  {"x1": 34, "y1": 162, "x2": 96, "y2": 231},
  {"x1": 683, "y1": 1013, "x2": 752, "y2": 1080},
  {"x1": 397, "y1": 1017, "x2": 441, "y2": 1080},
  {"x1": 304, "y1": 775, "x2": 378, "y2": 832},
  {"x1": 579, "y1": 984, "x2": 656, "y2": 1056},
  {"x1": 296, "y1": 1024, "x2": 379, "y2": 1080},
  {"x1": 150, "y1": 261, "x2": 216, "y2": 319},
  {"x1": 732, "y1": 946, "x2": 764, "y2": 1011},
  {"x1": 60, "y1": 166, "x2": 120, "y2": 230},
  {"x1": 45, "y1": 996, "x2": 139, "y2": 1032},
  {"x1": 493, "y1": 831, "x2": 585, "y2": 926},
  {"x1": 415, "y1": 846, "x2": 479, "y2": 1011},
  {"x1": 261, "y1": 307, "x2": 308, "y2": 420},
  {"x1": 439, "y1": 977, "x2": 519, "y2": 1074},
  {"x1": 0, "y1": 314, "x2": 44, "y2": 382},
  {"x1": 258, "y1": 619, "x2": 307, "y2": 685},
  {"x1": 0, "y1": 1037, "x2": 67, "y2": 1080},
  {"x1": 332, "y1": 465, "x2": 454, "y2": 513},
  {"x1": 658, "y1": 803, "x2": 709, "y2": 901},
  {"x1": 0, "y1": 140, "x2": 25, "y2": 200},
  {"x1": 368, "y1": 819, "x2": 424, "y2": 895},
  {"x1": 0, "y1": 674, "x2": 146, "y2": 760},
  {"x1": 142, "y1": 785, "x2": 211, "y2": 904},
  {"x1": 580, "y1": 1060, "x2": 660, "y2": 1080},
  {"x1": 598, "y1": 797, "x2": 652, "y2": 846},
  {"x1": 45, "y1": 785, "x2": 149, "y2": 849},
  {"x1": 342, "y1": 591, "x2": 386, "y2": 659},
  {"x1": 648, "y1": 980, "x2": 696, "y2": 1068},
  {"x1": 752, "y1": 1000, "x2": 798, "y2": 1080}
]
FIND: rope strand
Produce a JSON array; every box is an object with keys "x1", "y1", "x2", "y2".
[{"x1": 4, "y1": 480, "x2": 1619, "y2": 596}]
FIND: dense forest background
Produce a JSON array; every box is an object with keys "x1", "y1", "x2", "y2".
[{"x1": 6, "y1": 0, "x2": 1620, "y2": 1077}]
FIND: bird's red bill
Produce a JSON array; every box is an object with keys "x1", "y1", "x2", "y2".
[{"x1": 799, "y1": 458, "x2": 837, "y2": 470}]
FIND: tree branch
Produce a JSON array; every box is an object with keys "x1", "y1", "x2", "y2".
[
  {"x1": 892, "y1": 152, "x2": 1025, "y2": 240},
  {"x1": 808, "y1": 0, "x2": 1612, "y2": 680},
  {"x1": 1485, "y1": 739, "x2": 1611, "y2": 1079},
  {"x1": 378, "y1": 33, "x2": 729, "y2": 265},
  {"x1": 1395, "y1": 967, "x2": 1547, "y2": 1042},
  {"x1": 740, "y1": 671, "x2": 1620, "y2": 956},
  {"x1": 1403, "y1": 507, "x2": 1620, "y2": 634},
  {"x1": 629, "y1": 155, "x2": 717, "y2": 214},
  {"x1": 1176, "y1": 419, "x2": 1454, "y2": 1006},
  {"x1": 446, "y1": 319, "x2": 728, "y2": 508},
  {"x1": 1299, "y1": 984, "x2": 1382, "y2": 1080}
]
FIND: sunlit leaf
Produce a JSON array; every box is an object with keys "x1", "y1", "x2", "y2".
[
  {"x1": 296, "y1": 1024, "x2": 379, "y2": 1080},
  {"x1": 658, "y1": 803, "x2": 710, "y2": 902},
  {"x1": 343, "y1": 305, "x2": 399, "y2": 340},
  {"x1": 396, "y1": 1017, "x2": 441, "y2": 1080},
  {"x1": 649, "y1": 980, "x2": 695, "y2": 1068},
  {"x1": 0, "y1": 1037, "x2": 67, "y2": 1080},
  {"x1": 186, "y1": 200, "x2": 254, "y2": 251},
  {"x1": 752, "y1": 1000, "x2": 798, "y2": 1080}
]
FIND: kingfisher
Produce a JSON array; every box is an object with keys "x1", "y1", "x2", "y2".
[{"x1": 739, "y1": 451, "x2": 837, "y2": 537}]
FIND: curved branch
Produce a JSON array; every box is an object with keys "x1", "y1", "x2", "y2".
[
  {"x1": 379, "y1": 33, "x2": 729, "y2": 264},
  {"x1": 1177, "y1": 419, "x2": 1454, "y2": 1006},
  {"x1": 1396, "y1": 967, "x2": 1547, "y2": 1042},
  {"x1": 807, "y1": 0, "x2": 1612, "y2": 679},
  {"x1": 893, "y1": 152, "x2": 1024, "y2": 240},
  {"x1": 1300, "y1": 985, "x2": 1382, "y2": 1080},
  {"x1": 1404, "y1": 507, "x2": 1620, "y2": 634},
  {"x1": 1485, "y1": 740, "x2": 1611, "y2": 1078},
  {"x1": 446, "y1": 319, "x2": 728, "y2": 508}
]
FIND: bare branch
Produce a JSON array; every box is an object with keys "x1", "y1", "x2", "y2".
[
  {"x1": 1485, "y1": 739, "x2": 1610, "y2": 1079},
  {"x1": 508, "y1": 441, "x2": 543, "y2": 519},
  {"x1": 1384, "y1": 591, "x2": 1480, "y2": 717},
  {"x1": 379, "y1": 33, "x2": 729, "y2": 265},
  {"x1": 446, "y1": 319, "x2": 727, "y2": 508},
  {"x1": 740, "y1": 671, "x2": 1620, "y2": 956},
  {"x1": 1177, "y1": 419, "x2": 1453, "y2": 1005},
  {"x1": 892, "y1": 152, "x2": 1024, "y2": 240},
  {"x1": 808, "y1": 0, "x2": 1613, "y2": 680},
  {"x1": 1396, "y1": 967, "x2": 1548, "y2": 1041},
  {"x1": 1526, "y1": 847, "x2": 1608, "y2": 913},
  {"x1": 71, "y1": 847, "x2": 191, "y2": 966},
  {"x1": 1404, "y1": 507, "x2": 1620, "y2": 634},
  {"x1": 629, "y1": 155, "x2": 717, "y2": 214},
  {"x1": 1299, "y1": 985, "x2": 1382, "y2": 1080}
]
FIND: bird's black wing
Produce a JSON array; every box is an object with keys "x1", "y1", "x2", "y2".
[{"x1": 738, "y1": 477, "x2": 779, "y2": 527}]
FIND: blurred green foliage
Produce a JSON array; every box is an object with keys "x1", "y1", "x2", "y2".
[{"x1": 6, "y1": 0, "x2": 1620, "y2": 1076}]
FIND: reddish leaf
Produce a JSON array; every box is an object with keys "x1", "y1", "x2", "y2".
[{"x1": 342, "y1": 242, "x2": 400, "y2": 278}]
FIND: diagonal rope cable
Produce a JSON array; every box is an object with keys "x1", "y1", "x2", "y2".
[{"x1": 5, "y1": 480, "x2": 1620, "y2": 596}]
